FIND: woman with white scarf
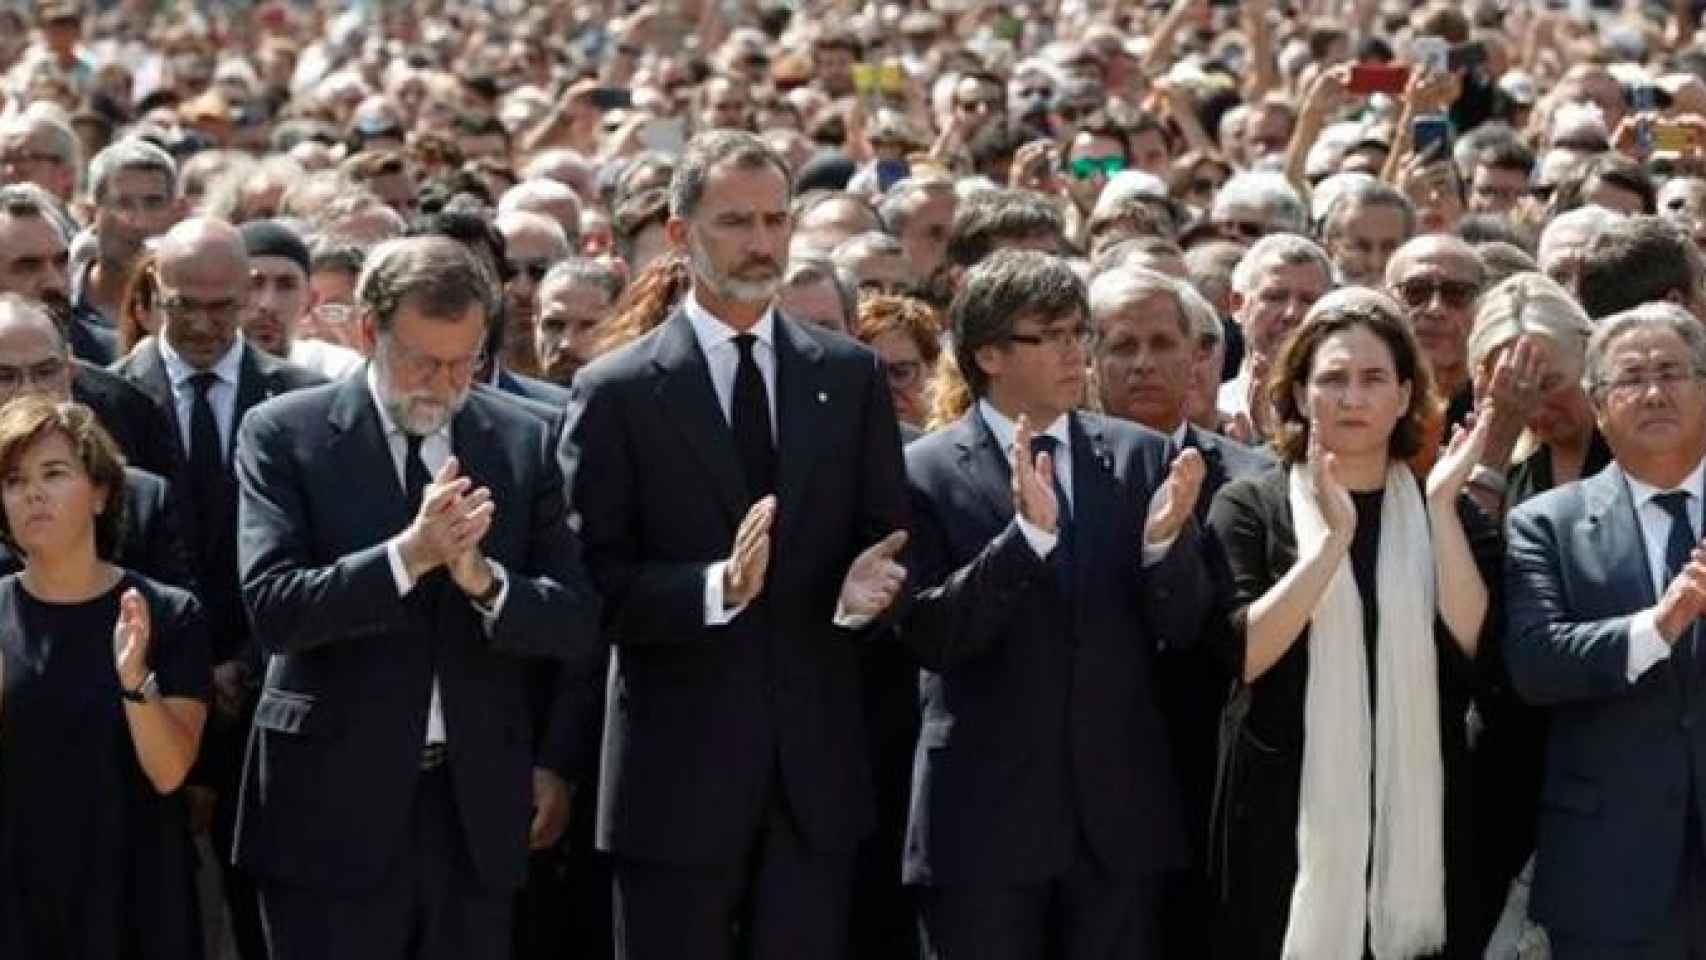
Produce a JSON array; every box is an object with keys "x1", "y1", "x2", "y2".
[{"x1": 1205, "y1": 288, "x2": 1502, "y2": 960}]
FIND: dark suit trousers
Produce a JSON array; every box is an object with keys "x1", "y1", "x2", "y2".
[
  {"x1": 1551, "y1": 807, "x2": 1706, "y2": 960},
  {"x1": 918, "y1": 847, "x2": 1161, "y2": 960},
  {"x1": 258, "y1": 766, "x2": 510, "y2": 960},
  {"x1": 613, "y1": 791, "x2": 853, "y2": 960}
]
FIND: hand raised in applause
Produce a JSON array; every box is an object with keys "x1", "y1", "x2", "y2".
[
  {"x1": 838, "y1": 530, "x2": 910, "y2": 620},
  {"x1": 723, "y1": 495, "x2": 776, "y2": 609},
  {"x1": 1011, "y1": 415, "x2": 1059, "y2": 534}
]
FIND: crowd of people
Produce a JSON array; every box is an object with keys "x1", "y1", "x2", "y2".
[{"x1": 2, "y1": 0, "x2": 1706, "y2": 957}]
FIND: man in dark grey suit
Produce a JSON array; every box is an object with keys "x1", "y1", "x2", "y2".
[
  {"x1": 1088, "y1": 264, "x2": 1271, "y2": 956},
  {"x1": 235, "y1": 235, "x2": 602, "y2": 958},
  {"x1": 562, "y1": 130, "x2": 910, "y2": 960},
  {"x1": 1507, "y1": 302, "x2": 1706, "y2": 958},
  {"x1": 109, "y1": 217, "x2": 326, "y2": 960},
  {"x1": 898, "y1": 250, "x2": 1209, "y2": 959}
]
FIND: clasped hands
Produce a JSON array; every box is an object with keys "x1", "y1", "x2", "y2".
[
  {"x1": 397, "y1": 456, "x2": 497, "y2": 598},
  {"x1": 722, "y1": 494, "x2": 910, "y2": 621},
  {"x1": 1010, "y1": 414, "x2": 1205, "y2": 551}
]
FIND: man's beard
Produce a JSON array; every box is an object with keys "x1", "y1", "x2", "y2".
[
  {"x1": 374, "y1": 343, "x2": 470, "y2": 436},
  {"x1": 689, "y1": 234, "x2": 781, "y2": 306}
]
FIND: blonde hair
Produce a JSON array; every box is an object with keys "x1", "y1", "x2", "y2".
[{"x1": 1467, "y1": 271, "x2": 1593, "y2": 372}]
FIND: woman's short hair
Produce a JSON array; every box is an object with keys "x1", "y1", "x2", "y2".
[
  {"x1": 1467, "y1": 272, "x2": 1592, "y2": 372},
  {"x1": 0, "y1": 397, "x2": 127, "y2": 561},
  {"x1": 853, "y1": 294, "x2": 943, "y2": 369},
  {"x1": 1267, "y1": 287, "x2": 1435, "y2": 464}
]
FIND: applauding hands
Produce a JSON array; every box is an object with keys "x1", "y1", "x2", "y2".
[{"x1": 398, "y1": 456, "x2": 498, "y2": 598}]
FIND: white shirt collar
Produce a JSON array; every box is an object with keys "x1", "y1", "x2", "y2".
[
  {"x1": 158, "y1": 333, "x2": 244, "y2": 390},
  {"x1": 977, "y1": 398, "x2": 1070, "y2": 452},
  {"x1": 683, "y1": 288, "x2": 776, "y2": 355},
  {"x1": 1172, "y1": 421, "x2": 1191, "y2": 446},
  {"x1": 1625, "y1": 453, "x2": 1706, "y2": 509},
  {"x1": 364, "y1": 363, "x2": 451, "y2": 442}
]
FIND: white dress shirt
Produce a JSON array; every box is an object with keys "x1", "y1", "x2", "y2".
[
  {"x1": 977, "y1": 400, "x2": 1177, "y2": 566},
  {"x1": 371, "y1": 367, "x2": 510, "y2": 745},
  {"x1": 158, "y1": 334, "x2": 245, "y2": 462},
  {"x1": 1623, "y1": 454, "x2": 1706, "y2": 682},
  {"x1": 289, "y1": 337, "x2": 364, "y2": 380},
  {"x1": 684, "y1": 292, "x2": 780, "y2": 626}
]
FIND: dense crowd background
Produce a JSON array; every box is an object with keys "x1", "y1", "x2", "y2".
[{"x1": 3, "y1": 0, "x2": 1706, "y2": 957}]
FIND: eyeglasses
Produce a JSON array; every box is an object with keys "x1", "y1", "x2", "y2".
[
  {"x1": 1213, "y1": 218, "x2": 1267, "y2": 242},
  {"x1": 508, "y1": 258, "x2": 554, "y2": 283},
  {"x1": 0, "y1": 151, "x2": 63, "y2": 168},
  {"x1": 383, "y1": 335, "x2": 486, "y2": 382},
  {"x1": 1599, "y1": 365, "x2": 1702, "y2": 399},
  {"x1": 954, "y1": 96, "x2": 1003, "y2": 113},
  {"x1": 1008, "y1": 324, "x2": 1092, "y2": 354},
  {"x1": 157, "y1": 292, "x2": 244, "y2": 324},
  {"x1": 884, "y1": 359, "x2": 925, "y2": 389},
  {"x1": 103, "y1": 193, "x2": 173, "y2": 215},
  {"x1": 1393, "y1": 276, "x2": 1480, "y2": 310},
  {"x1": 1069, "y1": 155, "x2": 1125, "y2": 181},
  {"x1": 0, "y1": 356, "x2": 65, "y2": 392}
]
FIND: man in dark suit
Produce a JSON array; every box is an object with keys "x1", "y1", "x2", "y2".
[
  {"x1": 0, "y1": 293, "x2": 193, "y2": 586},
  {"x1": 1506, "y1": 302, "x2": 1706, "y2": 958},
  {"x1": 0, "y1": 184, "x2": 115, "y2": 364},
  {"x1": 75, "y1": 360, "x2": 182, "y2": 480},
  {"x1": 898, "y1": 250, "x2": 1209, "y2": 959},
  {"x1": 234, "y1": 235, "x2": 603, "y2": 958},
  {"x1": 561, "y1": 130, "x2": 910, "y2": 960},
  {"x1": 110, "y1": 217, "x2": 326, "y2": 960},
  {"x1": 1088, "y1": 264, "x2": 1271, "y2": 955}
]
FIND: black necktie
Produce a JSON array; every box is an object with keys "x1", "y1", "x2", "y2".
[
  {"x1": 403, "y1": 432, "x2": 431, "y2": 513},
  {"x1": 1029, "y1": 433, "x2": 1073, "y2": 590},
  {"x1": 731, "y1": 334, "x2": 775, "y2": 500},
  {"x1": 187, "y1": 372, "x2": 224, "y2": 513},
  {"x1": 1654, "y1": 490, "x2": 1698, "y2": 664}
]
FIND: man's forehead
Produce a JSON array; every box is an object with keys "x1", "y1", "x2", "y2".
[
  {"x1": 251, "y1": 255, "x2": 306, "y2": 281},
  {"x1": 1398, "y1": 251, "x2": 1477, "y2": 278},
  {"x1": 0, "y1": 317, "x2": 62, "y2": 357},
  {"x1": 0, "y1": 214, "x2": 65, "y2": 250}
]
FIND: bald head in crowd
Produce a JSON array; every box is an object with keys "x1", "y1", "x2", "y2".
[
  {"x1": 155, "y1": 217, "x2": 250, "y2": 372},
  {"x1": 499, "y1": 179, "x2": 584, "y2": 251},
  {"x1": 1385, "y1": 234, "x2": 1486, "y2": 406}
]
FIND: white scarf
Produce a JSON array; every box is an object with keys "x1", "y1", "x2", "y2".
[{"x1": 1282, "y1": 463, "x2": 1446, "y2": 960}]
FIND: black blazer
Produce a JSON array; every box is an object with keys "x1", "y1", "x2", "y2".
[
  {"x1": 1187, "y1": 425, "x2": 1275, "y2": 524},
  {"x1": 233, "y1": 374, "x2": 602, "y2": 894},
  {"x1": 1505, "y1": 463, "x2": 1706, "y2": 943},
  {"x1": 562, "y1": 309, "x2": 909, "y2": 866},
  {"x1": 896, "y1": 409, "x2": 1211, "y2": 887},
  {"x1": 68, "y1": 310, "x2": 116, "y2": 366},
  {"x1": 73, "y1": 361, "x2": 181, "y2": 483},
  {"x1": 0, "y1": 466, "x2": 195, "y2": 590},
  {"x1": 112, "y1": 340, "x2": 326, "y2": 665}
]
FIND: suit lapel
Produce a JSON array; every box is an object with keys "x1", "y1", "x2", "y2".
[
  {"x1": 232, "y1": 345, "x2": 278, "y2": 460},
  {"x1": 773, "y1": 315, "x2": 826, "y2": 535},
  {"x1": 131, "y1": 341, "x2": 181, "y2": 441},
  {"x1": 953, "y1": 409, "x2": 1014, "y2": 528},
  {"x1": 326, "y1": 373, "x2": 411, "y2": 537},
  {"x1": 651, "y1": 312, "x2": 747, "y2": 529},
  {"x1": 1584, "y1": 465, "x2": 1657, "y2": 610}
]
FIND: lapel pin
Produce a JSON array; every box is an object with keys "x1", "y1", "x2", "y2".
[{"x1": 817, "y1": 391, "x2": 828, "y2": 404}]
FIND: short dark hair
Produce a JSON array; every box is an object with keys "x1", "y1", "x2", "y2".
[
  {"x1": 0, "y1": 397, "x2": 126, "y2": 561},
  {"x1": 356, "y1": 235, "x2": 497, "y2": 333},
  {"x1": 1576, "y1": 215, "x2": 1703, "y2": 320},
  {"x1": 669, "y1": 130, "x2": 792, "y2": 220},
  {"x1": 950, "y1": 250, "x2": 1087, "y2": 398},
  {"x1": 1267, "y1": 288, "x2": 1433, "y2": 464},
  {"x1": 946, "y1": 189, "x2": 1067, "y2": 269}
]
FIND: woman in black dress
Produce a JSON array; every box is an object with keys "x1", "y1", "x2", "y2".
[
  {"x1": 1206, "y1": 289, "x2": 1501, "y2": 959},
  {"x1": 0, "y1": 397, "x2": 209, "y2": 959}
]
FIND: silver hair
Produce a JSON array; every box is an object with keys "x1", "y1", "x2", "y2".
[
  {"x1": 1537, "y1": 204, "x2": 1624, "y2": 267},
  {"x1": 495, "y1": 209, "x2": 571, "y2": 261},
  {"x1": 783, "y1": 255, "x2": 858, "y2": 327},
  {"x1": 1320, "y1": 178, "x2": 1417, "y2": 241},
  {"x1": 1230, "y1": 233, "x2": 1332, "y2": 296},
  {"x1": 831, "y1": 231, "x2": 904, "y2": 262},
  {"x1": 1212, "y1": 171, "x2": 1308, "y2": 234},
  {"x1": 1583, "y1": 301, "x2": 1706, "y2": 395},
  {"x1": 1089, "y1": 265, "x2": 1219, "y2": 345},
  {"x1": 0, "y1": 182, "x2": 74, "y2": 243},
  {"x1": 4, "y1": 107, "x2": 78, "y2": 169},
  {"x1": 356, "y1": 235, "x2": 498, "y2": 332},
  {"x1": 877, "y1": 177, "x2": 954, "y2": 235},
  {"x1": 87, "y1": 138, "x2": 179, "y2": 205},
  {"x1": 538, "y1": 257, "x2": 624, "y2": 304}
]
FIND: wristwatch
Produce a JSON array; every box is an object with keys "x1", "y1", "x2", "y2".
[
  {"x1": 471, "y1": 563, "x2": 504, "y2": 610},
  {"x1": 121, "y1": 671, "x2": 159, "y2": 704}
]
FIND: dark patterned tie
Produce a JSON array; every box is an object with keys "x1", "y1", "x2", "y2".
[
  {"x1": 732, "y1": 334, "x2": 775, "y2": 500},
  {"x1": 1654, "y1": 490, "x2": 1698, "y2": 667}
]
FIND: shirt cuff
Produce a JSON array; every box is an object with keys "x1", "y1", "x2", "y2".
[
  {"x1": 704, "y1": 561, "x2": 746, "y2": 626},
  {"x1": 833, "y1": 602, "x2": 875, "y2": 630},
  {"x1": 386, "y1": 536, "x2": 417, "y2": 597},
  {"x1": 470, "y1": 560, "x2": 510, "y2": 624},
  {"x1": 1140, "y1": 533, "x2": 1178, "y2": 568},
  {"x1": 1627, "y1": 609, "x2": 1675, "y2": 683},
  {"x1": 1016, "y1": 515, "x2": 1058, "y2": 558}
]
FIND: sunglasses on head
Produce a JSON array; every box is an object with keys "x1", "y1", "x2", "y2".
[
  {"x1": 1069, "y1": 155, "x2": 1125, "y2": 180},
  {"x1": 1394, "y1": 276, "x2": 1479, "y2": 310}
]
